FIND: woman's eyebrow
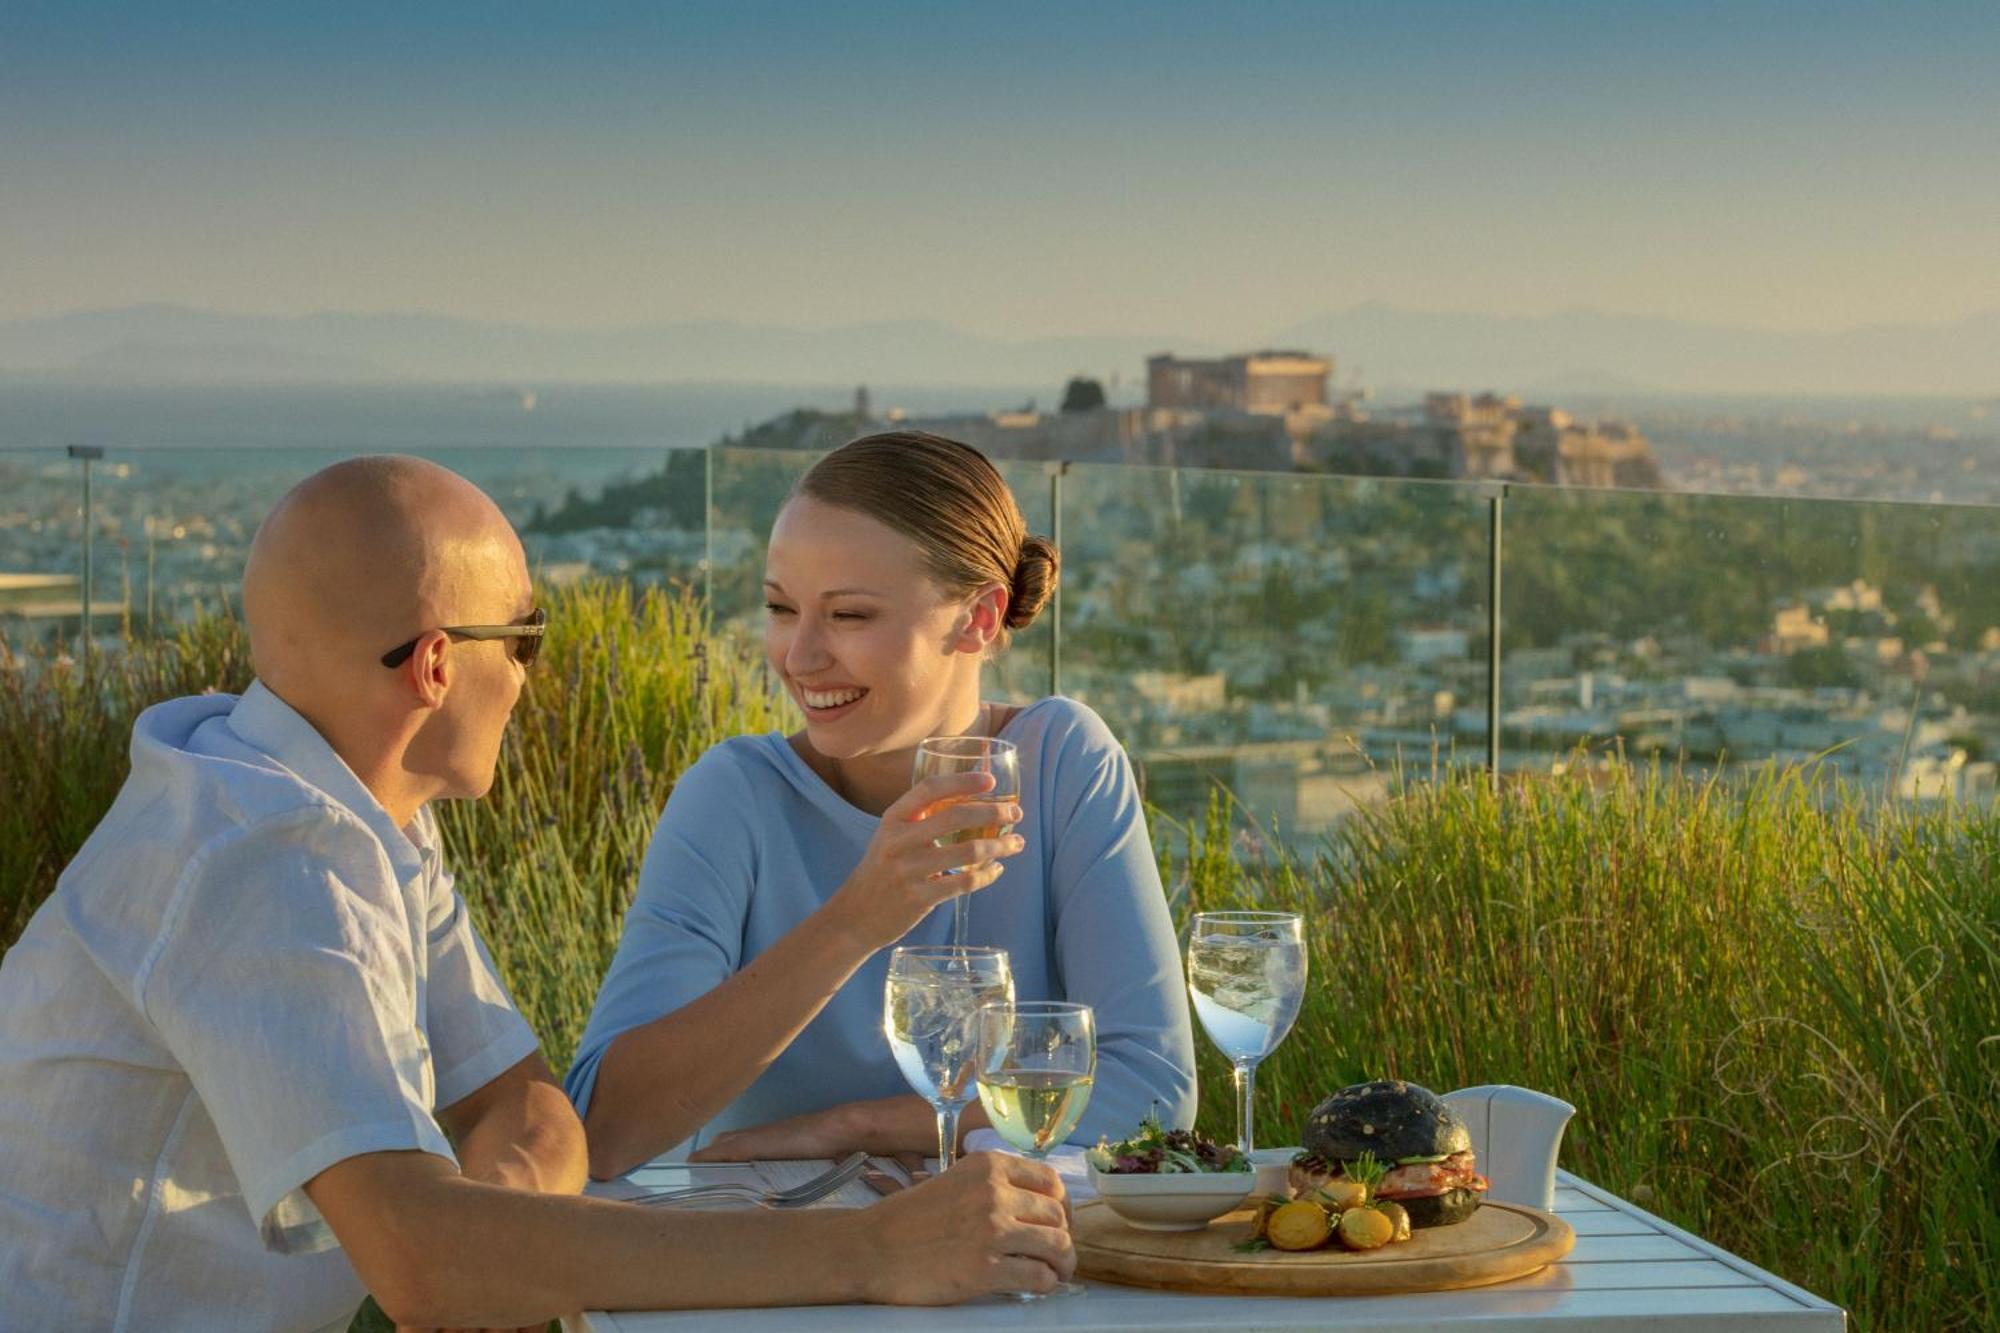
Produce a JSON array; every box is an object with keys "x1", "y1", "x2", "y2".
[{"x1": 761, "y1": 581, "x2": 884, "y2": 598}]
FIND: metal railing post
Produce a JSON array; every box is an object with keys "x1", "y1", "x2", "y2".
[
  {"x1": 701, "y1": 445, "x2": 715, "y2": 611},
  {"x1": 1049, "y1": 460, "x2": 1067, "y2": 698},
  {"x1": 68, "y1": 445, "x2": 103, "y2": 672},
  {"x1": 1486, "y1": 484, "x2": 1506, "y2": 790}
]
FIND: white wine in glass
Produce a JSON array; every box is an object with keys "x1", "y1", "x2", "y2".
[
  {"x1": 1187, "y1": 911, "x2": 1305, "y2": 1154},
  {"x1": 911, "y1": 734, "x2": 1020, "y2": 947},
  {"x1": 979, "y1": 1068, "x2": 1094, "y2": 1154},
  {"x1": 883, "y1": 946, "x2": 1014, "y2": 1170},
  {"x1": 975, "y1": 1000, "x2": 1095, "y2": 1301}
]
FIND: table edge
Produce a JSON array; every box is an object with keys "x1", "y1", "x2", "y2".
[{"x1": 1554, "y1": 1170, "x2": 1844, "y2": 1316}]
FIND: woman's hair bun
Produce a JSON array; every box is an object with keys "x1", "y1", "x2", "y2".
[{"x1": 1005, "y1": 533, "x2": 1061, "y2": 630}]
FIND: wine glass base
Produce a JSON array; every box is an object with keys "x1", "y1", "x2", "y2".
[{"x1": 1004, "y1": 1280, "x2": 1085, "y2": 1301}]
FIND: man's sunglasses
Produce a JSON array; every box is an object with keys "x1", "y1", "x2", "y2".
[{"x1": 380, "y1": 607, "x2": 548, "y2": 669}]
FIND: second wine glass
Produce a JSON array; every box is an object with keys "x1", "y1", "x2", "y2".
[
  {"x1": 974, "y1": 999, "x2": 1096, "y2": 1301},
  {"x1": 911, "y1": 735, "x2": 1020, "y2": 947}
]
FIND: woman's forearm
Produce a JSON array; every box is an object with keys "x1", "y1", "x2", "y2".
[{"x1": 583, "y1": 896, "x2": 878, "y2": 1177}]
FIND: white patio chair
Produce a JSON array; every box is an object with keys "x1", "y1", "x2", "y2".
[{"x1": 1442, "y1": 1084, "x2": 1575, "y2": 1211}]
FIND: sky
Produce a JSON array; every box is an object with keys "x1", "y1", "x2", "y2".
[{"x1": 4, "y1": 0, "x2": 1998, "y2": 342}]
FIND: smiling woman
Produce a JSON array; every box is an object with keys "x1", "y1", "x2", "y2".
[{"x1": 564, "y1": 432, "x2": 1197, "y2": 1179}]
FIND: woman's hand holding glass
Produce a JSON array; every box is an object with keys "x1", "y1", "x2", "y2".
[
  {"x1": 830, "y1": 771, "x2": 1024, "y2": 950},
  {"x1": 912, "y1": 736, "x2": 1021, "y2": 947}
]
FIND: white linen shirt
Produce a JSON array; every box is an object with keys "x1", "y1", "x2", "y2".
[{"x1": 0, "y1": 681, "x2": 540, "y2": 1332}]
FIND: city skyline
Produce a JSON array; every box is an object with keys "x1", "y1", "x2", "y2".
[{"x1": 5, "y1": 2, "x2": 1999, "y2": 342}]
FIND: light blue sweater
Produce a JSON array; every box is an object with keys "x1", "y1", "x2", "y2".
[{"x1": 565, "y1": 696, "x2": 1197, "y2": 1155}]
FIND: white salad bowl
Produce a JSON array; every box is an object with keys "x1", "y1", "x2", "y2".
[{"x1": 1086, "y1": 1165, "x2": 1256, "y2": 1231}]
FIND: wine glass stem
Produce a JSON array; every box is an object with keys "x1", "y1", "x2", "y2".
[
  {"x1": 1233, "y1": 1059, "x2": 1259, "y2": 1154},
  {"x1": 952, "y1": 893, "x2": 970, "y2": 948},
  {"x1": 936, "y1": 1101, "x2": 963, "y2": 1171}
]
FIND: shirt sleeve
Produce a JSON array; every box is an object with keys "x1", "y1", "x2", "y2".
[
  {"x1": 140, "y1": 806, "x2": 458, "y2": 1256},
  {"x1": 563, "y1": 748, "x2": 759, "y2": 1118},
  {"x1": 418, "y1": 815, "x2": 541, "y2": 1110},
  {"x1": 1040, "y1": 703, "x2": 1200, "y2": 1140}
]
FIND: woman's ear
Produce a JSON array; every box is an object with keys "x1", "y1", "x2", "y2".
[{"x1": 952, "y1": 583, "x2": 1010, "y2": 655}]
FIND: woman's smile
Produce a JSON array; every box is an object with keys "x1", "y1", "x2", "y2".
[{"x1": 796, "y1": 683, "x2": 870, "y2": 720}]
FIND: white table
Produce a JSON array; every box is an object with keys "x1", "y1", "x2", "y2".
[{"x1": 566, "y1": 1163, "x2": 1844, "y2": 1332}]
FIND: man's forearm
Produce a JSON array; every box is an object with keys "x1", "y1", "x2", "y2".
[
  {"x1": 309, "y1": 1144, "x2": 1076, "y2": 1324},
  {"x1": 330, "y1": 1160, "x2": 866, "y2": 1326}
]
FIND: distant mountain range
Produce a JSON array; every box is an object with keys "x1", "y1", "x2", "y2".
[{"x1": 1, "y1": 302, "x2": 1995, "y2": 395}]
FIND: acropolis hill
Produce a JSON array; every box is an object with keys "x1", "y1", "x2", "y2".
[{"x1": 862, "y1": 351, "x2": 1664, "y2": 488}]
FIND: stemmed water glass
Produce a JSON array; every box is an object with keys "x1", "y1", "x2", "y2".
[
  {"x1": 974, "y1": 1000, "x2": 1096, "y2": 1301},
  {"x1": 1186, "y1": 910, "x2": 1306, "y2": 1154},
  {"x1": 911, "y1": 735, "x2": 1020, "y2": 947},
  {"x1": 883, "y1": 946, "x2": 1014, "y2": 1171}
]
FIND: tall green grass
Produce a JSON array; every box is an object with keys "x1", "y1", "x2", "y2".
[
  {"x1": 1, "y1": 616, "x2": 254, "y2": 944},
  {"x1": 429, "y1": 584, "x2": 788, "y2": 1060},
  {"x1": 1168, "y1": 767, "x2": 2000, "y2": 1331},
  {"x1": 4, "y1": 590, "x2": 1995, "y2": 1329}
]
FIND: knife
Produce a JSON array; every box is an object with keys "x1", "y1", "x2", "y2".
[{"x1": 861, "y1": 1157, "x2": 908, "y2": 1196}]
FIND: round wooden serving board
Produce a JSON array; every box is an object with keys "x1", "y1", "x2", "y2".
[{"x1": 1074, "y1": 1199, "x2": 1574, "y2": 1296}]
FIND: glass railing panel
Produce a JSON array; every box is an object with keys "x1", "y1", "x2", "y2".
[
  {"x1": 1502, "y1": 483, "x2": 2000, "y2": 801},
  {"x1": 705, "y1": 446, "x2": 816, "y2": 644},
  {"x1": 505, "y1": 447, "x2": 709, "y2": 598},
  {"x1": 1057, "y1": 461, "x2": 1495, "y2": 848},
  {"x1": 0, "y1": 449, "x2": 86, "y2": 652},
  {"x1": 706, "y1": 446, "x2": 1056, "y2": 708},
  {"x1": 985, "y1": 458, "x2": 1056, "y2": 706}
]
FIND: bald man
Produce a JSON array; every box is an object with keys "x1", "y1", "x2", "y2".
[{"x1": 0, "y1": 457, "x2": 1074, "y2": 1331}]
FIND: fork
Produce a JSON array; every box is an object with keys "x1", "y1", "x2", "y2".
[{"x1": 626, "y1": 1151, "x2": 871, "y2": 1209}]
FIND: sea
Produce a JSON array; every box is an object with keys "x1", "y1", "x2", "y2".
[{"x1": 2, "y1": 380, "x2": 1995, "y2": 511}]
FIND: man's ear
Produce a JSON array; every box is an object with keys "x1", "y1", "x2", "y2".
[
  {"x1": 952, "y1": 584, "x2": 1009, "y2": 656},
  {"x1": 405, "y1": 630, "x2": 452, "y2": 709}
]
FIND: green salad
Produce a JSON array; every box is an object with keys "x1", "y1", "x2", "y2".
[{"x1": 1086, "y1": 1115, "x2": 1252, "y2": 1174}]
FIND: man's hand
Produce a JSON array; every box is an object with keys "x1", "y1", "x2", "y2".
[{"x1": 846, "y1": 1151, "x2": 1074, "y2": 1304}]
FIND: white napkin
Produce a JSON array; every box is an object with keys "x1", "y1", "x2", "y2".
[{"x1": 962, "y1": 1128, "x2": 1099, "y2": 1202}]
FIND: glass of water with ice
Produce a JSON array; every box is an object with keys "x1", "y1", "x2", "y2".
[
  {"x1": 1186, "y1": 911, "x2": 1306, "y2": 1153},
  {"x1": 884, "y1": 946, "x2": 1014, "y2": 1170}
]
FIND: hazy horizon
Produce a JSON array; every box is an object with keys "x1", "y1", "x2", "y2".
[
  {"x1": 17, "y1": 295, "x2": 2000, "y2": 341},
  {"x1": 6, "y1": 2, "x2": 1999, "y2": 343}
]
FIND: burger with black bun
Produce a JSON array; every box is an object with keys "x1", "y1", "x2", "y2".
[{"x1": 1291, "y1": 1080, "x2": 1489, "y2": 1228}]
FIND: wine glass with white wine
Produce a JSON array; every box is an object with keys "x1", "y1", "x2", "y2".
[
  {"x1": 974, "y1": 1000, "x2": 1095, "y2": 1301},
  {"x1": 911, "y1": 735, "x2": 1020, "y2": 947},
  {"x1": 883, "y1": 946, "x2": 1014, "y2": 1171},
  {"x1": 1186, "y1": 911, "x2": 1306, "y2": 1154}
]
